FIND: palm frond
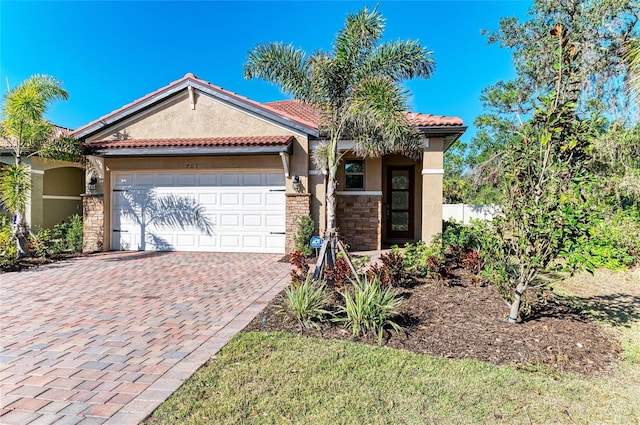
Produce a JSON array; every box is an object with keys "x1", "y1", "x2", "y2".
[
  {"x1": 0, "y1": 164, "x2": 31, "y2": 215},
  {"x1": 348, "y1": 76, "x2": 422, "y2": 157},
  {"x1": 244, "y1": 42, "x2": 312, "y2": 100},
  {"x1": 626, "y1": 38, "x2": 640, "y2": 106},
  {"x1": 360, "y1": 40, "x2": 436, "y2": 81}
]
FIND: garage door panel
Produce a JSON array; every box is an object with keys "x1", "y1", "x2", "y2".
[
  {"x1": 242, "y1": 173, "x2": 263, "y2": 185},
  {"x1": 242, "y1": 193, "x2": 263, "y2": 206},
  {"x1": 220, "y1": 174, "x2": 240, "y2": 185},
  {"x1": 135, "y1": 173, "x2": 155, "y2": 187},
  {"x1": 220, "y1": 193, "x2": 240, "y2": 206},
  {"x1": 220, "y1": 214, "x2": 240, "y2": 227},
  {"x1": 266, "y1": 174, "x2": 285, "y2": 186},
  {"x1": 176, "y1": 174, "x2": 197, "y2": 186},
  {"x1": 198, "y1": 174, "x2": 217, "y2": 185},
  {"x1": 112, "y1": 171, "x2": 285, "y2": 253},
  {"x1": 243, "y1": 215, "x2": 262, "y2": 227},
  {"x1": 155, "y1": 174, "x2": 174, "y2": 186},
  {"x1": 265, "y1": 235, "x2": 285, "y2": 250},
  {"x1": 265, "y1": 214, "x2": 284, "y2": 228},
  {"x1": 265, "y1": 193, "x2": 285, "y2": 206}
]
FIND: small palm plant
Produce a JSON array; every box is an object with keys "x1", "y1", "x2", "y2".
[
  {"x1": 279, "y1": 276, "x2": 332, "y2": 330},
  {"x1": 335, "y1": 275, "x2": 402, "y2": 344}
]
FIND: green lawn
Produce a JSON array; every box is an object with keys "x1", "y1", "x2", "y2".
[{"x1": 145, "y1": 271, "x2": 640, "y2": 425}]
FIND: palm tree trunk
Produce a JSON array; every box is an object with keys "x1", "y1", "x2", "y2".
[
  {"x1": 13, "y1": 212, "x2": 28, "y2": 258},
  {"x1": 324, "y1": 135, "x2": 340, "y2": 262}
]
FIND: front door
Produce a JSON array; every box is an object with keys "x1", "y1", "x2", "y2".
[{"x1": 386, "y1": 166, "x2": 414, "y2": 239}]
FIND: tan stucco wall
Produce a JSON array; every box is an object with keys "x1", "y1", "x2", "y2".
[
  {"x1": 28, "y1": 172, "x2": 43, "y2": 229},
  {"x1": 335, "y1": 154, "x2": 382, "y2": 191},
  {"x1": 421, "y1": 137, "x2": 445, "y2": 244},
  {"x1": 27, "y1": 159, "x2": 84, "y2": 229},
  {"x1": 42, "y1": 199, "x2": 82, "y2": 229},
  {"x1": 43, "y1": 168, "x2": 84, "y2": 196},
  {"x1": 87, "y1": 94, "x2": 295, "y2": 142}
]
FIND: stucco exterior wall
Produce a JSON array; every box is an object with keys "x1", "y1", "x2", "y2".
[
  {"x1": 27, "y1": 158, "x2": 84, "y2": 230},
  {"x1": 86, "y1": 94, "x2": 296, "y2": 142},
  {"x1": 421, "y1": 137, "x2": 445, "y2": 244}
]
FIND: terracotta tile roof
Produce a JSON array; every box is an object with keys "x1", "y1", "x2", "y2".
[
  {"x1": 404, "y1": 112, "x2": 464, "y2": 127},
  {"x1": 72, "y1": 73, "x2": 318, "y2": 139},
  {"x1": 265, "y1": 99, "x2": 463, "y2": 128},
  {"x1": 84, "y1": 135, "x2": 294, "y2": 151},
  {"x1": 1, "y1": 124, "x2": 73, "y2": 149},
  {"x1": 265, "y1": 100, "x2": 322, "y2": 128}
]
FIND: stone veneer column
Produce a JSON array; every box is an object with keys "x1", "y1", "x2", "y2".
[
  {"x1": 82, "y1": 194, "x2": 104, "y2": 253},
  {"x1": 285, "y1": 193, "x2": 311, "y2": 253},
  {"x1": 336, "y1": 194, "x2": 382, "y2": 251}
]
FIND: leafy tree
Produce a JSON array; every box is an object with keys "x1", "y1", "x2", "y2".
[
  {"x1": 485, "y1": 0, "x2": 638, "y2": 119},
  {"x1": 469, "y1": 0, "x2": 639, "y2": 201},
  {"x1": 0, "y1": 75, "x2": 69, "y2": 257},
  {"x1": 482, "y1": 24, "x2": 604, "y2": 323},
  {"x1": 244, "y1": 6, "x2": 435, "y2": 255}
]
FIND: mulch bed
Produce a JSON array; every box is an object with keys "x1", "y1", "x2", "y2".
[{"x1": 244, "y1": 267, "x2": 621, "y2": 376}]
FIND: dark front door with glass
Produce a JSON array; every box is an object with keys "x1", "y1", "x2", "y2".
[{"x1": 386, "y1": 166, "x2": 414, "y2": 239}]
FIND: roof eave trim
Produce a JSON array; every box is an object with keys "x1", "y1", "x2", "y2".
[{"x1": 87, "y1": 144, "x2": 292, "y2": 157}]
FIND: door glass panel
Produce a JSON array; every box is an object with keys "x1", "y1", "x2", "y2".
[
  {"x1": 391, "y1": 212, "x2": 409, "y2": 231},
  {"x1": 391, "y1": 192, "x2": 409, "y2": 209},
  {"x1": 392, "y1": 171, "x2": 409, "y2": 190}
]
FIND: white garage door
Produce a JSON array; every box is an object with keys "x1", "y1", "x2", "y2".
[{"x1": 111, "y1": 171, "x2": 286, "y2": 253}]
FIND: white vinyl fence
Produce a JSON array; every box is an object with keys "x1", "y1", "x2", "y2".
[{"x1": 443, "y1": 204, "x2": 501, "y2": 224}]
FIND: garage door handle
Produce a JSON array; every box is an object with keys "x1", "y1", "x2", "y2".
[
  {"x1": 270, "y1": 232, "x2": 285, "y2": 235},
  {"x1": 269, "y1": 189, "x2": 286, "y2": 192},
  {"x1": 113, "y1": 229, "x2": 128, "y2": 233}
]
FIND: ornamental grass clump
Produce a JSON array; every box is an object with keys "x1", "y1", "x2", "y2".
[
  {"x1": 280, "y1": 276, "x2": 332, "y2": 329},
  {"x1": 335, "y1": 276, "x2": 402, "y2": 344}
]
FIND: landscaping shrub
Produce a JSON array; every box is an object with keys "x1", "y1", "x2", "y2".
[
  {"x1": 0, "y1": 217, "x2": 17, "y2": 268},
  {"x1": 280, "y1": 276, "x2": 332, "y2": 329},
  {"x1": 324, "y1": 258, "x2": 352, "y2": 288},
  {"x1": 30, "y1": 214, "x2": 84, "y2": 257},
  {"x1": 442, "y1": 219, "x2": 486, "y2": 267},
  {"x1": 289, "y1": 251, "x2": 310, "y2": 285},
  {"x1": 334, "y1": 276, "x2": 402, "y2": 344},
  {"x1": 393, "y1": 239, "x2": 447, "y2": 278},
  {"x1": 367, "y1": 251, "x2": 410, "y2": 288},
  {"x1": 294, "y1": 215, "x2": 315, "y2": 258}
]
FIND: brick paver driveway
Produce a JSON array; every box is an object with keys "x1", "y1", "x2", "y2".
[{"x1": 0, "y1": 251, "x2": 289, "y2": 424}]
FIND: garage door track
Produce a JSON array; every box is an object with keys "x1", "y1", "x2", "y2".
[{"x1": 0, "y1": 251, "x2": 289, "y2": 424}]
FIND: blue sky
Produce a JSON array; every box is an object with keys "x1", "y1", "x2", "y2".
[{"x1": 1, "y1": 1, "x2": 531, "y2": 143}]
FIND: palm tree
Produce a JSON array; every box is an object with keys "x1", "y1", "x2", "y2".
[
  {"x1": 245, "y1": 6, "x2": 435, "y2": 256},
  {"x1": 627, "y1": 38, "x2": 640, "y2": 106},
  {"x1": 1, "y1": 74, "x2": 69, "y2": 257}
]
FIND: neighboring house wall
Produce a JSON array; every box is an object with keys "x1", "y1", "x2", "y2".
[
  {"x1": 1, "y1": 156, "x2": 84, "y2": 230},
  {"x1": 41, "y1": 165, "x2": 84, "y2": 228}
]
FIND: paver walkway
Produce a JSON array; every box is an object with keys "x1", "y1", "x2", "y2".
[{"x1": 0, "y1": 251, "x2": 289, "y2": 424}]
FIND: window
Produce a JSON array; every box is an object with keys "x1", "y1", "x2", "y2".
[{"x1": 345, "y1": 160, "x2": 364, "y2": 190}]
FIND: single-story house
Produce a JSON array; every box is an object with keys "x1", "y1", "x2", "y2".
[
  {"x1": 73, "y1": 73, "x2": 465, "y2": 254},
  {"x1": 0, "y1": 125, "x2": 85, "y2": 229}
]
